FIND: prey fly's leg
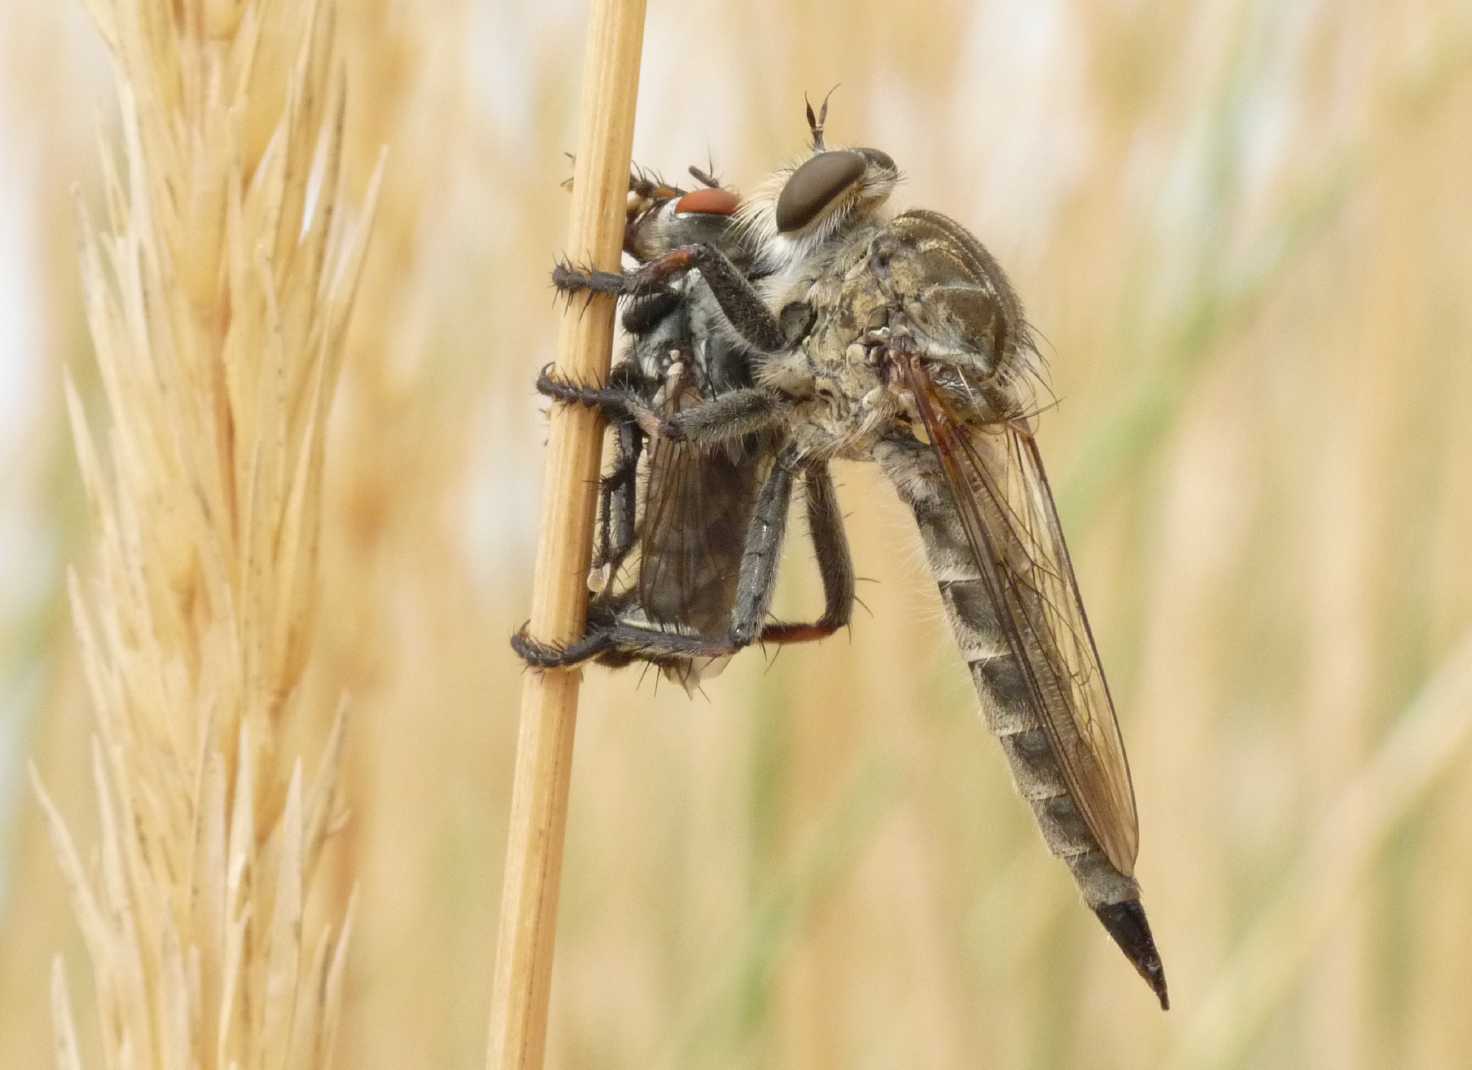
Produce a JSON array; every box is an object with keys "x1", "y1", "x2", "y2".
[
  {"x1": 592, "y1": 415, "x2": 641, "y2": 590},
  {"x1": 562, "y1": 160, "x2": 684, "y2": 199},
  {"x1": 534, "y1": 357, "x2": 650, "y2": 590},
  {"x1": 757, "y1": 461, "x2": 855, "y2": 644}
]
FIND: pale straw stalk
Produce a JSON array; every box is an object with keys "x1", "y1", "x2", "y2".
[{"x1": 486, "y1": 1, "x2": 646, "y2": 1067}]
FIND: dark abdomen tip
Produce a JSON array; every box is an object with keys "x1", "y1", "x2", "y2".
[{"x1": 1094, "y1": 899, "x2": 1170, "y2": 1010}]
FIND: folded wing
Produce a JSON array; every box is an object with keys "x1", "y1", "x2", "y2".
[{"x1": 900, "y1": 358, "x2": 1140, "y2": 874}]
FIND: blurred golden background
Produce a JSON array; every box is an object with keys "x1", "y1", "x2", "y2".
[{"x1": 4, "y1": 1, "x2": 1472, "y2": 1067}]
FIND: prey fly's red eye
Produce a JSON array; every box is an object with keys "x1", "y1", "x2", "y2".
[{"x1": 675, "y1": 187, "x2": 740, "y2": 216}]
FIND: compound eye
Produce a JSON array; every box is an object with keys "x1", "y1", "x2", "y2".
[
  {"x1": 675, "y1": 187, "x2": 739, "y2": 216},
  {"x1": 775, "y1": 150, "x2": 865, "y2": 233}
]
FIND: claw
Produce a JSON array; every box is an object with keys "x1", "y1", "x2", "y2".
[
  {"x1": 510, "y1": 626, "x2": 569, "y2": 667},
  {"x1": 535, "y1": 365, "x2": 604, "y2": 407}
]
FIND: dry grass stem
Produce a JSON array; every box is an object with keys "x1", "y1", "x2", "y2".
[
  {"x1": 485, "y1": 1, "x2": 647, "y2": 1067},
  {"x1": 36, "y1": 2, "x2": 383, "y2": 1066}
]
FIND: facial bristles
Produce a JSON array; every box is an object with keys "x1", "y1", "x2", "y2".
[
  {"x1": 736, "y1": 149, "x2": 898, "y2": 274},
  {"x1": 733, "y1": 161, "x2": 797, "y2": 268}
]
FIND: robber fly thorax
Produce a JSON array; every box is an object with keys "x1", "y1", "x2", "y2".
[
  {"x1": 728, "y1": 138, "x2": 908, "y2": 459},
  {"x1": 729, "y1": 106, "x2": 1033, "y2": 457}
]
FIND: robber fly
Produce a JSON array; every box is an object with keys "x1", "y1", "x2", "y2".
[
  {"x1": 534, "y1": 99, "x2": 1169, "y2": 1008},
  {"x1": 513, "y1": 165, "x2": 855, "y2": 689}
]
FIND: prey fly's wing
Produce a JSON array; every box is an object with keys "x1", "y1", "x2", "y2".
[
  {"x1": 900, "y1": 358, "x2": 1140, "y2": 874},
  {"x1": 635, "y1": 371, "x2": 757, "y2": 637}
]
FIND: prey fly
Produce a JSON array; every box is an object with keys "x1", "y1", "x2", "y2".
[{"x1": 514, "y1": 164, "x2": 855, "y2": 689}]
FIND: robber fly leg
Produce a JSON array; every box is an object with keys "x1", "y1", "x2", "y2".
[
  {"x1": 535, "y1": 362, "x2": 670, "y2": 439},
  {"x1": 663, "y1": 387, "x2": 787, "y2": 446},
  {"x1": 596, "y1": 621, "x2": 743, "y2": 661},
  {"x1": 728, "y1": 447, "x2": 799, "y2": 646},
  {"x1": 803, "y1": 461, "x2": 855, "y2": 631},
  {"x1": 515, "y1": 617, "x2": 746, "y2": 670},
  {"x1": 758, "y1": 461, "x2": 855, "y2": 644},
  {"x1": 559, "y1": 243, "x2": 793, "y2": 354},
  {"x1": 671, "y1": 243, "x2": 791, "y2": 353},
  {"x1": 621, "y1": 290, "x2": 682, "y2": 335},
  {"x1": 510, "y1": 621, "x2": 618, "y2": 669},
  {"x1": 722, "y1": 457, "x2": 858, "y2": 651},
  {"x1": 514, "y1": 587, "x2": 745, "y2": 669},
  {"x1": 539, "y1": 361, "x2": 787, "y2": 447}
]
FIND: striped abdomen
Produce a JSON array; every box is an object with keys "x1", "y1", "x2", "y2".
[{"x1": 877, "y1": 437, "x2": 1139, "y2": 911}]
